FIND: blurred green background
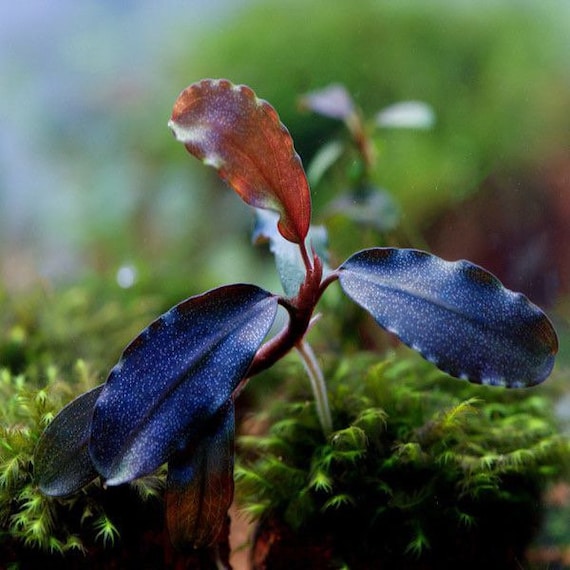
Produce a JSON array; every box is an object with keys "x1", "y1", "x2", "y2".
[{"x1": 1, "y1": 0, "x2": 569, "y2": 352}]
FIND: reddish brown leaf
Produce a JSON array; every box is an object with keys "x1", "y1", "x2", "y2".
[
  {"x1": 169, "y1": 78, "x2": 311, "y2": 243},
  {"x1": 166, "y1": 403, "x2": 235, "y2": 549}
]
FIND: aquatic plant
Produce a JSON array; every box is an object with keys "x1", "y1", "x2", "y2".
[{"x1": 34, "y1": 79, "x2": 558, "y2": 558}]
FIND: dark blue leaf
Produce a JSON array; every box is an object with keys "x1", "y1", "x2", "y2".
[
  {"x1": 89, "y1": 284, "x2": 278, "y2": 485},
  {"x1": 339, "y1": 248, "x2": 558, "y2": 387},
  {"x1": 166, "y1": 401, "x2": 235, "y2": 549},
  {"x1": 35, "y1": 385, "x2": 103, "y2": 496}
]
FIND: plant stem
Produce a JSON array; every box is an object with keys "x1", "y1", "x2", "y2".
[
  {"x1": 299, "y1": 240, "x2": 313, "y2": 274},
  {"x1": 296, "y1": 340, "x2": 333, "y2": 437}
]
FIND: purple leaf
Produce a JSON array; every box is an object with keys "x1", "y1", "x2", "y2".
[
  {"x1": 299, "y1": 83, "x2": 356, "y2": 121},
  {"x1": 35, "y1": 385, "x2": 103, "y2": 496},
  {"x1": 339, "y1": 248, "x2": 558, "y2": 387},
  {"x1": 89, "y1": 284, "x2": 278, "y2": 485},
  {"x1": 169, "y1": 79, "x2": 311, "y2": 244},
  {"x1": 166, "y1": 402, "x2": 235, "y2": 549}
]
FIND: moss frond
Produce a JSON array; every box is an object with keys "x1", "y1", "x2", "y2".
[
  {"x1": 0, "y1": 362, "x2": 131, "y2": 558},
  {"x1": 93, "y1": 513, "x2": 120, "y2": 548},
  {"x1": 309, "y1": 469, "x2": 333, "y2": 493},
  {"x1": 128, "y1": 468, "x2": 166, "y2": 502},
  {"x1": 236, "y1": 352, "x2": 570, "y2": 565},
  {"x1": 322, "y1": 493, "x2": 355, "y2": 512},
  {"x1": 454, "y1": 508, "x2": 476, "y2": 529},
  {"x1": 405, "y1": 522, "x2": 431, "y2": 558}
]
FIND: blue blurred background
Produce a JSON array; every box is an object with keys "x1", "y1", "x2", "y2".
[{"x1": 1, "y1": 0, "x2": 235, "y2": 287}]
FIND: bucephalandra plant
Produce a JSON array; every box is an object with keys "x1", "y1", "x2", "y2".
[{"x1": 34, "y1": 79, "x2": 558, "y2": 556}]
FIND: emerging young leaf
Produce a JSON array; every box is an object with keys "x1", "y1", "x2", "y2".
[
  {"x1": 169, "y1": 79, "x2": 311, "y2": 244},
  {"x1": 35, "y1": 385, "x2": 103, "y2": 496},
  {"x1": 253, "y1": 209, "x2": 329, "y2": 297},
  {"x1": 166, "y1": 402, "x2": 235, "y2": 549},
  {"x1": 338, "y1": 248, "x2": 558, "y2": 387},
  {"x1": 89, "y1": 284, "x2": 278, "y2": 485}
]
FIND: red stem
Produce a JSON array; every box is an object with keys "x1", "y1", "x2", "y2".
[
  {"x1": 234, "y1": 255, "x2": 340, "y2": 397},
  {"x1": 299, "y1": 240, "x2": 313, "y2": 274}
]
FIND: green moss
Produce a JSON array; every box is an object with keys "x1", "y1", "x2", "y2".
[
  {"x1": 0, "y1": 361, "x2": 158, "y2": 553},
  {"x1": 236, "y1": 352, "x2": 570, "y2": 567},
  {"x1": 0, "y1": 282, "x2": 163, "y2": 380},
  {"x1": 0, "y1": 280, "x2": 168, "y2": 566},
  {"x1": 0, "y1": 361, "x2": 167, "y2": 566},
  {"x1": 1, "y1": 279, "x2": 567, "y2": 566}
]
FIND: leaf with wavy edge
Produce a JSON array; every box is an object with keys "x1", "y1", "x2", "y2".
[
  {"x1": 89, "y1": 284, "x2": 278, "y2": 485},
  {"x1": 166, "y1": 401, "x2": 235, "y2": 549},
  {"x1": 169, "y1": 78, "x2": 311, "y2": 244},
  {"x1": 339, "y1": 248, "x2": 558, "y2": 387}
]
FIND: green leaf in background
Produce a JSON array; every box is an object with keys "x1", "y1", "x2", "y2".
[{"x1": 252, "y1": 210, "x2": 329, "y2": 297}]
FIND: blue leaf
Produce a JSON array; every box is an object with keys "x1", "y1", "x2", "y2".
[
  {"x1": 89, "y1": 284, "x2": 278, "y2": 485},
  {"x1": 35, "y1": 385, "x2": 103, "y2": 496},
  {"x1": 253, "y1": 209, "x2": 329, "y2": 297},
  {"x1": 339, "y1": 248, "x2": 558, "y2": 387},
  {"x1": 166, "y1": 401, "x2": 235, "y2": 549}
]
